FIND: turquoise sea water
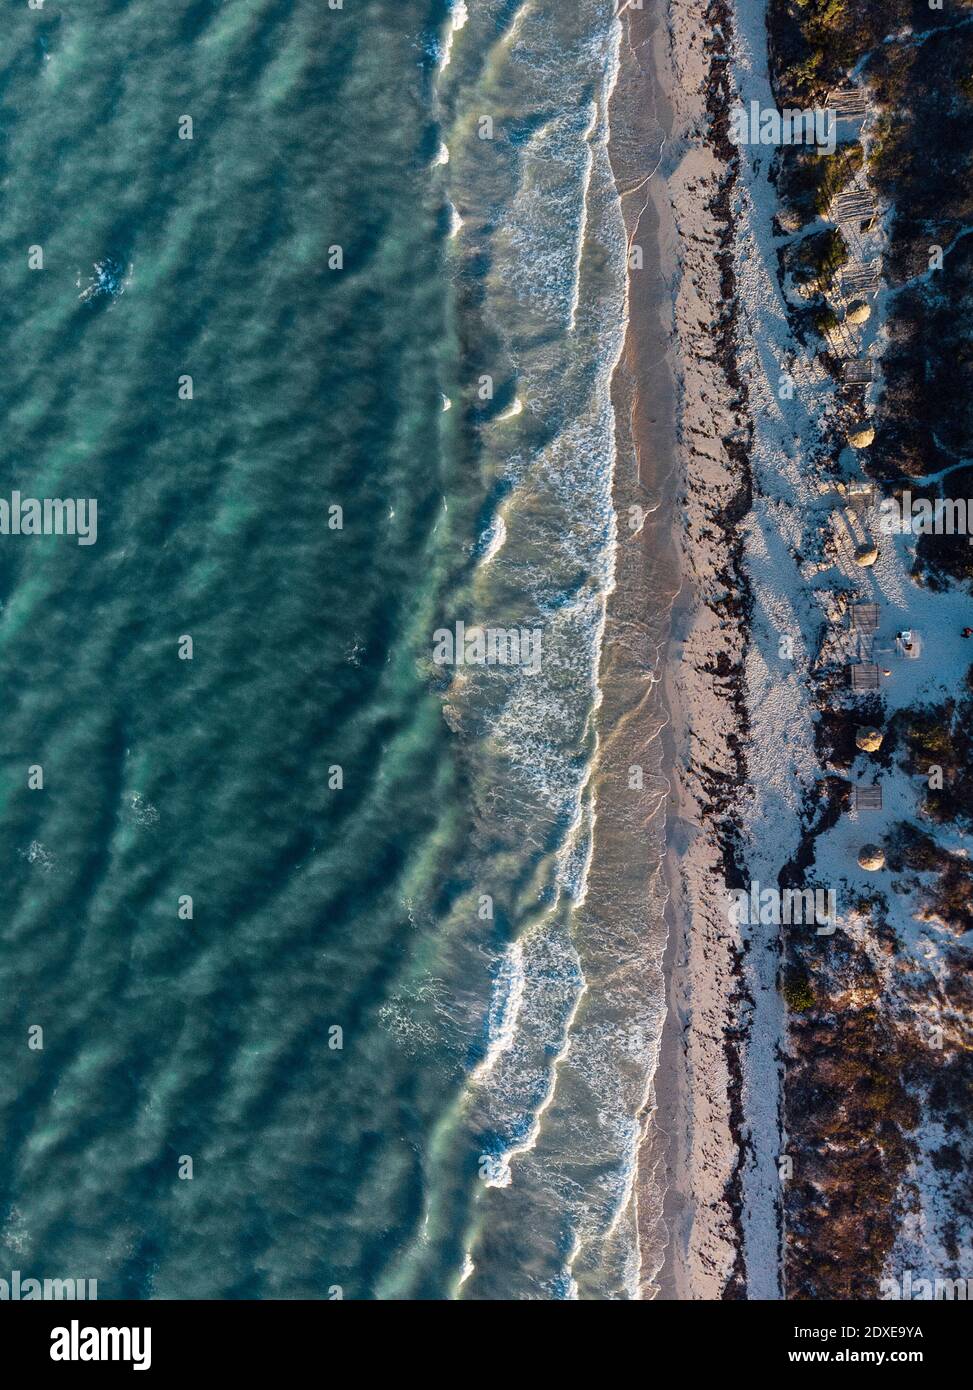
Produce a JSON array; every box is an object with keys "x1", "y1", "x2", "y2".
[{"x1": 0, "y1": 0, "x2": 662, "y2": 1298}]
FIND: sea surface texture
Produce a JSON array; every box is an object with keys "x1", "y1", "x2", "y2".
[{"x1": 0, "y1": 0, "x2": 661, "y2": 1298}]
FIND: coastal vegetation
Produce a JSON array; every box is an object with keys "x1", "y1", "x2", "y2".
[
  {"x1": 769, "y1": 0, "x2": 973, "y2": 790},
  {"x1": 892, "y1": 692, "x2": 973, "y2": 830},
  {"x1": 768, "y1": 0, "x2": 916, "y2": 103},
  {"x1": 782, "y1": 970, "x2": 815, "y2": 1011},
  {"x1": 784, "y1": 226, "x2": 849, "y2": 292},
  {"x1": 913, "y1": 466, "x2": 973, "y2": 589},
  {"x1": 774, "y1": 144, "x2": 862, "y2": 226},
  {"x1": 787, "y1": 986, "x2": 921, "y2": 1298},
  {"x1": 890, "y1": 822, "x2": 973, "y2": 937},
  {"x1": 812, "y1": 304, "x2": 838, "y2": 336},
  {"x1": 767, "y1": 0, "x2": 973, "y2": 1300}
]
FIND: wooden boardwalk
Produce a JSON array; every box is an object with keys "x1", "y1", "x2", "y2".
[
  {"x1": 851, "y1": 602, "x2": 880, "y2": 633},
  {"x1": 833, "y1": 190, "x2": 876, "y2": 225},
  {"x1": 827, "y1": 87, "x2": 869, "y2": 119},
  {"x1": 849, "y1": 662, "x2": 881, "y2": 691},
  {"x1": 852, "y1": 784, "x2": 883, "y2": 811},
  {"x1": 839, "y1": 263, "x2": 881, "y2": 297},
  {"x1": 842, "y1": 359, "x2": 874, "y2": 385}
]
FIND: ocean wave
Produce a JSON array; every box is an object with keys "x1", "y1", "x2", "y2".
[
  {"x1": 441, "y1": 0, "x2": 661, "y2": 1296},
  {"x1": 19, "y1": 840, "x2": 56, "y2": 874},
  {"x1": 474, "y1": 512, "x2": 506, "y2": 565},
  {"x1": 438, "y1": 0, "x2": 469, "y2": 71},
  {"x1": 476, "y1": 936, "x2": 588, "y2": 1188},
  {"x1": 471, "y1": 939, "x2": 526, "y2": 1083},
  {"x1": 77, "y1": 257, "x2": 129, "y2": 304},
  {"x1": 457, "y1": 1251, "x2": 475, "y2": 1289}
]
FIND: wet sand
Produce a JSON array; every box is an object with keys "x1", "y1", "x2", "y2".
[{"x1": 604, "y1": 0, "x2": 684, "y2": 1297}]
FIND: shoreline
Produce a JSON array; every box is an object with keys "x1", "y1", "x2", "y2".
[
  {"x1": 632, "y1": 0, "x2": 773, "y2": 1298},
  {"x1": 605, "y1": 0, "x2": 750, "y2": 1298},
  {"x1": 601, "y1": 0, "x2": 683, "y2": 1297}
]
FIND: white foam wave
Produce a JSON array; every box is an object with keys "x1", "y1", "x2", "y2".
[
  {"x1": 476, "y1": 513, "x2": 506, "y2": 566},
  {"x1": 457, "y1": 1252, "x2": 475, "y2": 1289},
  {"x1": 481, "y1": 953, "x2": 588, "y2": 1187},
  {"x1": 439, "y1": 1, "x2": 469, "y2": 71},
  {"x1": 439, "y1": 0, "x2": 663, "y2": 1298},
  {"x1": 471, "y1": 940, "x2": 526, "y2": 1083},
  {"x1": 568, "y1": 100, "x2": 598, "y2": 332}
]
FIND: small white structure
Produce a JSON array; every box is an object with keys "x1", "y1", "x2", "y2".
[{"x1": 896, "y1": 629, "x2": 922, "y2": 660}]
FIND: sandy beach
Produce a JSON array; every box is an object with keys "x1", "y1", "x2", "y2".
[
  {"x1": 602, "y1": 0, "x2": 753, "y2": 1297},
  {"x1": 608, "y1": 0, "x2": 769, "y2": 1298}
]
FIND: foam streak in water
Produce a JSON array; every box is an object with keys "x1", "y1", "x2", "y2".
[
  {"x1": 471, "y1": 939, "x2": 526, "y2": 1082},
  {"x1": 439, "y1": 0, "x2": 469, "y2": 71}
]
